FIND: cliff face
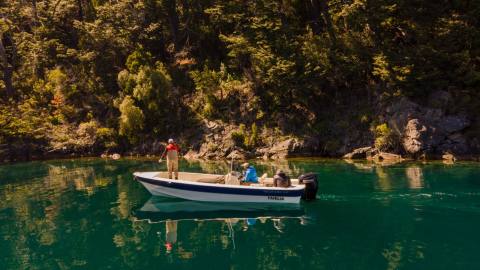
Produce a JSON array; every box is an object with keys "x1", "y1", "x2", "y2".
[
  {"x1": 127, "y1": 93, "x2": 478, "y2": 161},
  {"x1": 383, "y1": 95, "x2": 475, "y2": 158},
  {"x1": 342, "y1": 93, "x2": 479, "y2": 161},
  {"x1": 176, "y1": 91, "x2": 479, "y2": 161}
]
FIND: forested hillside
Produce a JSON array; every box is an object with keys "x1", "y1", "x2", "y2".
[{"x1": 1, "y1": 0, "x2": 479, "y2": 161}]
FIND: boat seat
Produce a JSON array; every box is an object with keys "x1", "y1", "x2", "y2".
[
  {"x1": 250, "y1": 183, "x2": 264, "y2": 187},
  {"x1": 154, "y1": 172, "x2": 224, "y2": 183},
  {"x1": 225, "y1": 172, "x2": 241, "y2": 185},
  {"x1": 196, "y1": 176, "x2": 225, "y2": 184}
]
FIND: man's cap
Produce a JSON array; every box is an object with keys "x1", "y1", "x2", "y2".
[{"x1": 168, "y1": 138, "x2": 174, "y2": 143}]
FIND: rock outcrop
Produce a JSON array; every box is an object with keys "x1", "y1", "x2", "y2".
[
  {"x1": 384, "y1": 94, "x2": 471, "y2": 157},
  {"x1": 373, "y1": 152, "x2": 403, "y2": 162},
  {"x1": 258, "y1": 137, "x2": 320, "y2": 159},
  {"x1": 180, "y1": 120, "x2": 321, "y2": 160},
  {"x1": 403, "y1": 119, "x2": 427, "y2": 155},
  {"x1": 184, "y1": 122, "x2": 239, "y2": 160},
  {"x1": 342, "y1": 92, "x2": 474, "y2": 161},
  {"x1": 343, "y1": 147, "x2": 404, "y2": 165},
  {"x1": 122, "y1": 93, "x2": 475, "y2": 161},
  {"x1": 343, "y1": 146, "x2": 375, "y2": 159},
  {"x1": 442, "y1": 152, "x2": 456, "y2": 162}
]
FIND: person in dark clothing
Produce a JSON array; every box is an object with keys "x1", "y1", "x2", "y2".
[{"x1": 273, "y1": 170, "x2": 291, "y2": 188}]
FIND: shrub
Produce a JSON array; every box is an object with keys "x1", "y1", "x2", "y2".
[
  {"x1": 374, "y1": 123, "x2": 396, "y2": 151},
  {"x1": 118, "y1": 96, "x2": 145, "y2": 143},
  {"x1": 202, "y1": 97, "x2": 216, "y2": 119},
  {"x1": 245, "y1": 123, "x2": 258, "y2": 149},
  {"x1": 360, "y1": 114, "x2": 369, "y2": 123},
  {"x1": 231, "y1": 131, "x2": 245, "y2": 147},
  {"x1": 126, "y1": 47, "x2": 153, "y2": 73},
  {"x1": 231, "y1": 124, "x2": 246, "y2": 147}
]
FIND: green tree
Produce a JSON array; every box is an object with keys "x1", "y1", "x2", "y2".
[{"x1": 118, "y1": 96, "x2": 144, "y2": 144}]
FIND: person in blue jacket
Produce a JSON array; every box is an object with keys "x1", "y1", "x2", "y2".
[{"x1": 241, "y1": 162, "x2": 258, "y2": 183}]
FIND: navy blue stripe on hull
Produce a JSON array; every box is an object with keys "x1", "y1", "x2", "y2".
[{"x1": 136, "y1": 176, "x2": 304, "y2": 197}]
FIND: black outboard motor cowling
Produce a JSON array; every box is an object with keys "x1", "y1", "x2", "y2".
[{"x1": 298, "y1": 173, "x2": 318, "y2": 201}]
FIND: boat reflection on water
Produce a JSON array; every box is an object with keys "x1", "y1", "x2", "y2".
[
  {"x1": 134, "y1": 197, "x2": 308, "y2": 223},
  {"x1": 133, "y1": 197, "x2": 311, "y2": 252}
]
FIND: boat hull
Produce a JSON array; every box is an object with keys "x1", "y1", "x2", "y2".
[{"x1": 134, "y1": 172, "x2": 304, "y2": 204}]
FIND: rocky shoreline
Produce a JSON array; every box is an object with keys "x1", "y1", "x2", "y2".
[
  {"x1": 2, "y1": 92, "x2": 479, "y2": 164},
  {"x1": 177, "y1": 92, "x2": 479, "y2": 163},
  {"x1": 1, "y1": 143, "x2": 479, "y2": 164}
]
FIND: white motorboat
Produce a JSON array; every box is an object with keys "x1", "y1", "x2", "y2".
[{"x1": 133, "y1": 171, "x2": 318, "y2": 204}]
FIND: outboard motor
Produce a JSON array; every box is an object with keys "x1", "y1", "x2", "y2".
[{"x1": 298, "y1": 173, "x2": 318, "y2": 201}]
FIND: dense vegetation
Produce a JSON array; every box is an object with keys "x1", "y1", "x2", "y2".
[{"x1": 1, "y1": 0, "x2": 479, "y2": 160}]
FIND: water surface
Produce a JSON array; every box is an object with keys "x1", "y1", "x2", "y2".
[{"x1": 1, "y1": 158, "x2": 479, "y2": 269}]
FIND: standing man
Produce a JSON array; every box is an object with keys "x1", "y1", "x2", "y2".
[{"x1": 160, "y1": 138, "x2": 180, "y2": 179}]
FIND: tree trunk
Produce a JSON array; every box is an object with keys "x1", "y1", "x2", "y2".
[
  {"x1": 165, "y1": 0, "x2": 180, "y2": 50},
  {"x1": 76, "y1": 0, "x2": 84, "y2": 20},
  {"x1": 308, "y1": 0, "x2": 322, "y2": 35},
  {"x1": 310, "y1": 0, "x2": 336, "y2": 47},
  {"x1": 317, "y1": 0, "x2": 336, "y2": 47}
]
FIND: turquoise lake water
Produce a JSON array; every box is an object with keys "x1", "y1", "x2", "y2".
[{"x1": 0, "y1": 158, "x2": 479, "y2": 269}]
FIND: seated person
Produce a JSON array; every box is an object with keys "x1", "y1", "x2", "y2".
[
  {"x1": 273, "y1": 170, "x2": 291, "y2": 188},
  {"x1": 241, "y1": 163, "x2": 258, "y2": 184}
]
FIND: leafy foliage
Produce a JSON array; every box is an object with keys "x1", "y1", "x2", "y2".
[
  {"x1": 231, "y1": 124, "x2": 246, "y2": 148},
  {"x1": 374, "y1": 123, "x2": 397, "y2": 151},
  {"x1": 118, "y1": 96, "x2": 144, "y2": 144},
  {"x1": 0, "y1": 0, "x2": 479, "y2": 159}
]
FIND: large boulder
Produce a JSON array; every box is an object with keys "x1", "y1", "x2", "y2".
[
  {"x1": 385, "y1": 97, "x2": 419, "y2": 135},
  {"x1": 226, "y1": 149, "x2": 248, "y2": 160},
  {"x1": 267, "y1": 138, "x2": 295, "y2": 159},
  {"x1": 437, "y1": 132, "x2": 469, "y2": 155},
  {"x1": 385, "y1": 95, "x2": 471, "y2": 157},
  {"x1": 262, "y1": 137, "x2": 319, "y2": 159},
  {"x1": 372, "y1": 152, "x2": 403, "y2": 165},
  {"x1": 440, "y1": 115, "x2": 470, "y2": 134},
  {"x1": 402, "y1": 119, "x2": 427, "y2": 155},
  {"x1": 428, "y1": 90, "x2": 452, "y2": 111},
  {"x1": 442, "y1": 152, "x2": 456, "y2": 162}
]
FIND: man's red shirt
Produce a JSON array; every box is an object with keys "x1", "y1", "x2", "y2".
[{"x1": 166, "y1": 143, "x2": 180, "y2": 152}]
